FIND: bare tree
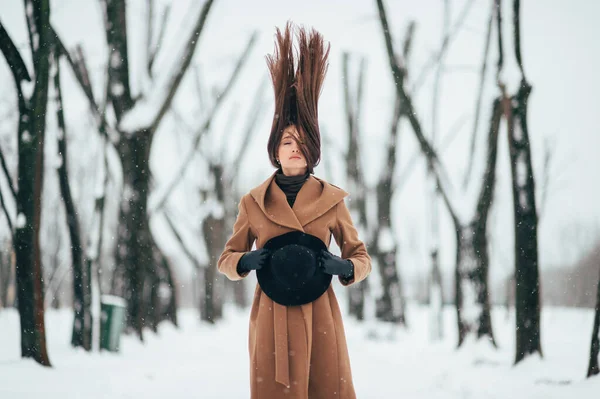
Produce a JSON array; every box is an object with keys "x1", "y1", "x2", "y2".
[
  {"x1": 51, "y1": 45, "x2": 93, "y2": 350},
  {"x1": 0, "y1": 0, "x2": 52, "y2": 366},
  {"x1": 340, "y1": 20, "x2": 415, "y2": 324},
  {"x1": 376, "y1": 0, "x2": 500, "y2": 346},
  {"x1": 506, "y1": 0, "x2": 543, "y2": 363},
  {"x1": 428, "y1": 0, "x2": 450, "y2": 341},
  {"x1": 146, "y1": 34, "x2": 260, "y2": 322},
  {"x1": 50, "y1": 0, "x2": 217, "y2": 339},
  {"x1": 199, "y1": 75, "x2": 266, "y2": 322},
  {"x1": 341, "y1": 53, "x2": 369, "y2": 321},
  {"x1": 588, "y1": 265, "x2": 600, "y2": 377}
]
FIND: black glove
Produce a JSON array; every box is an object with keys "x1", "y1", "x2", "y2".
[
  {"x1": 319, "y1": 250, "x2": 354, "y2": 279},
  {"x1": 237, "y1": 248, "x2": 270, "y2": 275}
]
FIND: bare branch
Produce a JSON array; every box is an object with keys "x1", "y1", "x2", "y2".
[
  {"x1": 402, "y1": 21, "x2": 416, "y2": 60},
  {"x1": 0, "y1": 178, "x2": 13, "y2": 232},
  {"x1": 355, "y1": 56, "x2": 366, "y2": 124},
  {"x1": 149, "y1": 33, "x2": 258, "y2": 215},
  {"x1": 230, "y1": 75, "x2": 269, "y2": 176},
  {"x1": 217, "y1": 101, "x2": 241, "y2": 164},
  {"x1": 410, "y1": 0, "x2": 476, "y2": 93},
  {"x1": 395, "y1": 112, "x2": 468, "y2": 192},
  {"x1": 376, "y1": 0, "x2": 460, "y2": 225},
  {"x1": 321, "y1": 129, "x2": 344, "y2": 164},
  {"x1": 0, "y1": 20, "x2": 31, "y2": 93},
  {"x1": 100, "y1": 0, "x2": 134, "y2": 119},
  {"x1": 163, "y1": 208, "x2": 203, "y2": 270},
  {"x1": 146, "y1": 0, "x2": 154, "y2": 75},
  {"x1": 474, "y1": 97, "x2": 503, "y2": 225},
  {"x1": 383, "y1": 20, "x2": 416, "y2": 188},
  {"x1": 193, "y1": 63, "x2": 205, "y2": 111},
  {"x1": 0, "y1": 143, "x2": 16, "y2": 200},
  {"x1": 149, "y1": 0, "x2": 218, "y2": 133},
  {"x1": 342, "y1": 52, "x2": 357, "y2": 157},
  {"x1": 431, "y1": 0, "x2": 451, "y2": 155},
  {"x1": 495, "y1": 0, "x2": 504, "y2": 84},
  {"x1": 537, "y1": 135, "x2": 554, "y2": 224},
  {"x1": 462, "y1": 0, "x2": 494, "y2": 189},
  {"x1": 53, "y1": 31, "x2": 119, "y2": 145},
  {"x1": 148, "y1": 3, "x2": 171, "y2": 77},
  {"x1": 513, "y1": 0, "x2": 526, "y2": 81}
]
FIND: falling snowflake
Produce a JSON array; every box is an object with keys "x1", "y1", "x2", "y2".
[
  {"x1": 16, "y1": 213, "x2": 26, "y2": 228},
  {"x1": 22, "y1": 131, "x2": 32, "y2": 143}
]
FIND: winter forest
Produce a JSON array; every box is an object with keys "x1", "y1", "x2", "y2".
[{"x1": 1, "y1": 0, "x2": 599, "y2": 397}]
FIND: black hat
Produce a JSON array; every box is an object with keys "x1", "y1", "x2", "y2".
[{"x1": 257, "y1": 231, "x2": 331, "y2": 306}]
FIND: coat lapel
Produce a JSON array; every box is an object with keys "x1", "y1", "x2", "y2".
[
  {"x1": 293, "y1": 175, "x2": 348, "y2": 226},
  {"x1": 250, "y1": 172, "x2": 348, "y2": 231}
]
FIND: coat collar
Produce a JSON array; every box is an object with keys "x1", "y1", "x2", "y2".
[{"x1": 250, "y1": 171, "x2": 348, "y2": 231}]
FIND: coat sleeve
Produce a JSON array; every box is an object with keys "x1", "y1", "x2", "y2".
[
  {"x1": 331, "y1": 199, "x2": 372, "y2": 286},
  {"x1": 217, "y1": 195, "x2": 256, "y2": 281}
]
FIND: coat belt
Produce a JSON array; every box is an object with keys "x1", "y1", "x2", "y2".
[{"x1": 273, "y1": 303, "x2": 290, "y2": 388}]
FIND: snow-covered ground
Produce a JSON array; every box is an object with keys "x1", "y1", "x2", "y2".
[{"x1": 1, "y1": 303, "x2": 598, "y2": 398}]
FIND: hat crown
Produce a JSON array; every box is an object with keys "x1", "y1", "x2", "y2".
[
  {"x1": 270, "y1": 244, "x2": 318, "y2": 289},
  {"x1": 257, "y1": 231, "x2": 332, "y2": 306}
]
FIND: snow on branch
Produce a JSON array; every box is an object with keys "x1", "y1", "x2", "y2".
[
  {"x1": 119, "y1": 0, "x2": 216, "y2": 134},
  {"x1": 0, "y1": 21, "x2": 32, "y2": 96}
]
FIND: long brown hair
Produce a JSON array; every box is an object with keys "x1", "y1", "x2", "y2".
[{"x1": 266, "y1": 21, "x2": 330, "y2": 174}]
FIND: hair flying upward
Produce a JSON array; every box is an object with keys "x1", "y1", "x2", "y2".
[{"x1": 266, "y1": 21, "x2": 330, "y2": 173}]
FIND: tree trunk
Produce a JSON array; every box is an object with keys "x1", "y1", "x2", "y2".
[
  {"x1": 161, "y1": 254, "x2": 179, "y2": 327},
  {"x1": 428, "y1": 0, "x2": 449, "y2": 341},
  {"x1": 428, "y1": 253, "x2": 443, "y2": 339},
  {"x1": 115, "y1": 135, "x2": 154, "y2": 340},
  {"x1": 455, "y1": 97, "x2": 502, "y2": 347},
  {"x1": 201, "y1": 214, "x2": 226, "y2": 323},
  {"x1": 0, "y1": 246, "x2": 13, "y2": 308},
  {"x1": 587, "y1": 266, "x2": 600, "y2": 377},
  {"x1": 508, "y1": 82, "x2": 542, "y2": 363},
  {"x1": 144, "y1": 242, "x2": 178, "y2": 330},
  {"x1": 231, "y1": 280, "x2": 247, "y2": 309},
  {"x1": 341, "y1": 53, "x2": 368, "y2": 320},
  {"x1": 373, "y1": 177, "x2": 405, "y2": 324},
  {"x1": 5, "y1": 0, "x2": 52, "y2": 366},
  {"x1": 506, "y1": 0, "x2": 542, "y2": 364},
  {"x1": 455, "y1": 224, "x2": 495, "y2": 346},
  {"x1": 52, "y1": 46, "x2": 92, "y2": 350}
]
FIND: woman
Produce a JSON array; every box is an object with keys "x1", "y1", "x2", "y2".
[{"x1": 217, "y1": 22, "x2": 371, "y2": 399}]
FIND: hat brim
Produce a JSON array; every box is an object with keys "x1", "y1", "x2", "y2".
[{"x1": 257, "y1": 231, "x2": 332, "y2": 306}]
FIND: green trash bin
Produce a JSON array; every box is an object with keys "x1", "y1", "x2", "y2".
[{"x1": 100, "y1": 295, "x2": 127, "y2": 352}]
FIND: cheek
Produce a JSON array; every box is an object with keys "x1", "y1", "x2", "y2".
[{"x1": 278, "y1": 145, "x2": 289, "y2": 157}]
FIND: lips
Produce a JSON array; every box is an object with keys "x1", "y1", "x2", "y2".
[{"x1": 290, "y1": 156, "x2": 301, "y2": 160}]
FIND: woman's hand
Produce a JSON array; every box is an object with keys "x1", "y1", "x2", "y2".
[
  {"x1": 319, "y1": 250, "x2": 354, "y2": 279},
  {"x1": 237, "y1": 248, "x2": 271, "y2": 274}
]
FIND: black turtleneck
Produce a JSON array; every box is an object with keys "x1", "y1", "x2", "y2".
[{"x1": 275, "y1": 170, "x2": 310, "y2": 207}]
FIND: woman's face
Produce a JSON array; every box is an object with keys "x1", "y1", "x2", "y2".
[{"x1": 277, "y1": 125, "x2": 308, "y2": 176}]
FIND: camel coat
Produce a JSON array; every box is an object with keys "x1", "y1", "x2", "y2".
[{"x1": 217, "y1": 171, "x2": 371, "y2": 398}]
